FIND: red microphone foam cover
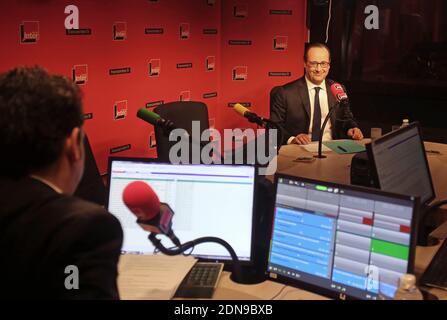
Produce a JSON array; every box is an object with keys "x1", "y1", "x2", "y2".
[
  {"x1": 122, "y1": 181, "x2": 160, "y2": 220},
  {"x1": 330, "y1": 82, "x2": 348, "y2": 101}
]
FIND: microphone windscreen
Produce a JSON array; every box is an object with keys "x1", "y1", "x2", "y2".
[
  {"x1": 233, "y1": 103, "x2": 249, "y2": 117},
  {"x1": 122, "y1": 181, "x2": 160, "y2": 220},
  {"x1": 137, "y1": 108, "x2": 161, "y2": 125},
  {"x1": 330, "y1": 82, "x2": 348, "y2": 102}
]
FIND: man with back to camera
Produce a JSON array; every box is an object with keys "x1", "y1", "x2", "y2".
[
  {"x1": 0, "y1": 67, "x2": 123, "y2": 299},
  {"x1": 270, "y1": 43, "x2": 364, "y2": 146}
]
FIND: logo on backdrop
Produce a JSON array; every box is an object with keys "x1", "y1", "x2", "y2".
[
  {"x1": 232, "y1": 66, "x2": 248, "y2": 81},
  {"x1": 109, "y1": 67, "x2": 131, "y2": 75},
  {"x1": 113, "y1": 22, "x2": 127, "y2": 40},
  {"x1": 228, "y1": 102, "x2": 251, "y2": 108},
  {"x1": 180, "y1": 23, "x2": 190, "y2": 40},
  {"x1": 145, "y1": 28, "x2": 164, "y2": 35},
  {"x1": 72, "y1": 64, "x2": 88, "y2": 85},
  {"x1": 114, "y1": 100, "x2": 128, "y2": 120},
  {"x1": 20, "y1": 21, "x2": 39, "y2": 44},
  {"x1": 148, "y1": 59, "x2": 161, "y2": 77},
  {"x1": 83, "y1": 113, "x2": 93, "y2": 120},
  {"x1": 180, "y1": 91, "x2": 191, "y2": 102},
  {"x1": 203, "y1": 92, "x2": 218, "y2": 99},
  {"x1": 146, "y1": 100, "x2": 164, "y2": 109},
  {"x1": 110, "y1": 144, "x2": 131, "y2": 154},
  {"x1": 228, "y1": 40, "x2": 252, "y2": 46},
  {"x1": 269, "y1": 10, "x2": 293, "y2": 15},
  {"x1": 206, "y1": 56, "x2": 216, "y2": 72},
  {"x1": 234, "y1": 5, "x2": 248, "y2": 18},
  {"x1": 273, "y1": 36, "x2": 288, "y2": 51}
]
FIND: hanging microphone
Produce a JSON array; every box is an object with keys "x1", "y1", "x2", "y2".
[
  {"x1": 137, "y1": 108, "x2": 176, "y2": 135},
  {"x1": 122, "y1": 181, "x2": 180, "y2": 246},
  {"x1": 233, "y1": 103, "x2": 265, "y2": 126}
]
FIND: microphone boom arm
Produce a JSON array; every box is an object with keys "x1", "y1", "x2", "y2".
[{"x1": 148, "y1": 233, "x2": 244, "y2": 283}]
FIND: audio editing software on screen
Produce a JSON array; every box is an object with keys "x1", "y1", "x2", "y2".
[{"x1": 267, "y1": 177, "x2": 416, "y2": 300}]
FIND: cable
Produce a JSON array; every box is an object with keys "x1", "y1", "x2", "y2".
[
  {"x1": 325, "y1": 0, "x2": 333, "y2": 43},
  {"x1": 148, "y1": 233, "x2": 243, "y2": 283},
  {"x1": 270, "y1": 285, "x2": 287, "y2": 300}
]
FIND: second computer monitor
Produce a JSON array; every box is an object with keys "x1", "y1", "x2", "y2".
[
  {"x1": 366, "y1": 122, "x2": 435, "y2": 205},
  {"x1": 266, "y1": 174, "x2": 419, "y2": 300}
]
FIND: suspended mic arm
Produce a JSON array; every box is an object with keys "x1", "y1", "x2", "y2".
[{"x1": 148, "y1": 233, "x2": 244, "y2": 283}]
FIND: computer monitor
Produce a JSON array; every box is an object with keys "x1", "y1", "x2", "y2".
[
  {"x1": 105, "y1": 158, "x2": 257, "y2": 264},
  {"x1": 366, "y1": 122, "x2": 435, "y2": 206},
  {"x1": 266, "y1": 174, "x2": 419, "y2": 300}
]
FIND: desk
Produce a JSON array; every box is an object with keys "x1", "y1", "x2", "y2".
[
  {"x1": 276, "y1": 141, "x2": 447, "y2": 201},
  {"x1": 210, "y1": 240, "x2": 447, "y2": 300},
  {"x1": 273, "y1": 140, "x2": 447, "y2": 226},
  {"x1": 264, "y1": 140, "x2": 447, "y2": 300}
]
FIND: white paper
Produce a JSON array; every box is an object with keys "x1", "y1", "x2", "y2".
[
  {"x1": 118, "y1": 254, "x2": 197, "y2": 300},
  {"x1": 300, "y1": 142, "x2": 331, "y2": 153}
]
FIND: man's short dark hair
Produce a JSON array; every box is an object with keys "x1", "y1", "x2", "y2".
[
  {"x1": 0, "y1": 66, "x2": 84, "y2": 178},
  {"x1": 304, "y1": 43, "x2": 331, "y2": 62}
]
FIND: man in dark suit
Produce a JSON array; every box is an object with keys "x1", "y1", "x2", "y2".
[
  {"x1": 0, "y1": 67, "x2": 123, "y2": 299},
  {"x1": 270, "y1": 43, "x2": 363, "y2": 145}
]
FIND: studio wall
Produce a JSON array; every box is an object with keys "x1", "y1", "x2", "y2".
[{"x1": 0, "y1": 0, "x2": 307, "y2": 173}]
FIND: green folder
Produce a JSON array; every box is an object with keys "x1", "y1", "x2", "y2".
[{"x1": 323, "y1": 140, "x2": 366, "y2": 154}]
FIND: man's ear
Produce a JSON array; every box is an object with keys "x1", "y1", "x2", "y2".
[{"x1": 65, "y1": 127, "x2": 84, "y2": 163}]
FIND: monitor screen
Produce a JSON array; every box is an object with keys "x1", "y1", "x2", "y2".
[
  {"x1": 367, "y1": 122, "x2": 435, "y2": 205},
  {"x1": 266, "y1": 174, "x2": 419, "y2": 300},
  {"x1": 106, "y1": 158, "x2": 256, "y2": 263}
]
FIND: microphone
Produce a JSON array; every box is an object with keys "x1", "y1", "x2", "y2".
[
  {"x1": 122, "y1": 182, "x2": 245, "y2": 283},
  {"x1": 315, "y1": 81, "x2": 349, "y2": 159},
  {"x1": 330, "y1": 82, "x2": 349, "y2": 104},
  {"x1": 137, "y1": 108, "x2": 176, "y2": 135},
  {"x1": 122, "y1": 181, "x2": 181, "y2": 246},
  {"x1": 233, "y1": 103, "x2": 265, "y2": 126}
]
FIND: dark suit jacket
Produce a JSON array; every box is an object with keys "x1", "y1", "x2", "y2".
[
  {"x1": 270, "y1": 76, "x2": 359, "y2": 145},
  {"x1": 0, "y1": 177, "x2": 123, "y2": 299}
]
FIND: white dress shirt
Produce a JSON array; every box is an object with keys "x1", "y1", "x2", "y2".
[
  {"x1": 287, "y1": 77, "x2": 333, "y2": 144},
  {"x1": 30, "y1": 175, "x2": 63, "y2": 194}
]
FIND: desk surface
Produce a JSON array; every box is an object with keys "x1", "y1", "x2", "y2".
[
  {"x1": 257, "y1": 140, "x2": 447, "y2": 300},
  {"x1": 210, "y1": 242, "x2": 447, "y2": 300}
]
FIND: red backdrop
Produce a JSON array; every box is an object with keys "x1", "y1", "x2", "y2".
[{"x1": 0, "y1": 0, "x2": 307, "y2": 173}]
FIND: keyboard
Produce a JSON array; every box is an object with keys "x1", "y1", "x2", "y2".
[
  {"x1": 174, "y1": 262, "x2": 224, "y2": 299},
  {"x1": 420, "y1": 240, "x2": 447, "y2": 290}
]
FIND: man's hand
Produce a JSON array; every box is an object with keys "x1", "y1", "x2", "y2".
[
  {"x1": 347, "y1": 127, "x2": 364, "y2": 140},
  {"x1": 292, "y1": 134, "x2": 312, "y2": 145}
]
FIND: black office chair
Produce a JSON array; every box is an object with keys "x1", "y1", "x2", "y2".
[
  {"x1": 74, "y1": 134, "x2": 106, "y2": 206},
  {"x1": 153, "y1": 101, "x2": 210, "y2": 163}
]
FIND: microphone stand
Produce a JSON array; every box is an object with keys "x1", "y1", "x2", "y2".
[
  {"x1": 315, "y1": 104, "x2": 338, "y2": 159},
  {"x1": 148, "y1": 233, "x2": 244, "y2": 283}
]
